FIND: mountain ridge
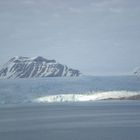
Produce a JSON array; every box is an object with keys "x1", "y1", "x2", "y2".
[{"x1": 0, "y1": 56, "x2": 81, "y2": 79}]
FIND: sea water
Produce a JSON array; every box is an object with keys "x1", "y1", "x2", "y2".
[{"x1": 0, "y1": 76, "x2": 140, "y2": 140}]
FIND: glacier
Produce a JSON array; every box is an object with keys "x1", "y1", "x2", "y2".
[{"x1": 34, "y1": 91, "x2": 140, "y2": 103}]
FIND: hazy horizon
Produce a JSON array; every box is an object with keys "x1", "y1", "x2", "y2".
[{"x1": 0, "y1": 0, "x2": 140, "y2": 75}]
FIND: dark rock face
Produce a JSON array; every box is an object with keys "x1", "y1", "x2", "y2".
[{"x1": 0, "y1": 56, "x2": 81, "y2": 79}]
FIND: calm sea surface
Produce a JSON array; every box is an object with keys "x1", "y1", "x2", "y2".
[{"x1": 0, "y1": 76, "x2": 140, "y2": 140}]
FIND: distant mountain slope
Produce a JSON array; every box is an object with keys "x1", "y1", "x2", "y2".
[
  {"x1": 0, "y1": 56, "x2": 81, "y2": 79},
  {"x1": 134, "y1": 67, "x2": 140, "y2": 76}
]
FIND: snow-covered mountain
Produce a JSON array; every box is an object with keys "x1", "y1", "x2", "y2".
[
  {"x1": 0, "y1": 56, "x2": 81, "y2": 79},
  {"x1": 134, "y1": 68, "x2": 140, "y2": 76}
]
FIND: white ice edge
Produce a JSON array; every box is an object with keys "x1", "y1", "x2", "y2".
[{"x1": 33, "y1": 91, "x2": 140, "y2": 103}]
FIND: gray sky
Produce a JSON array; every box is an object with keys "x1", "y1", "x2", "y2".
[{"x1": 0, "y1": 0, "x2": 140, "y2": 75}]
